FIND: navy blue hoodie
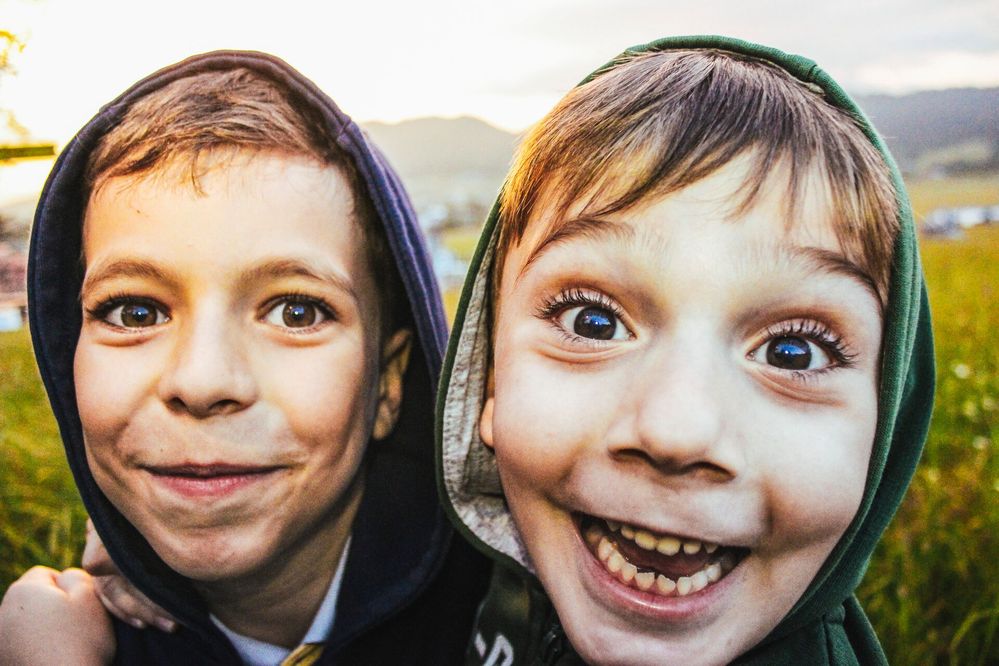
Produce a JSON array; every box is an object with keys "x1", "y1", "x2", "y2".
[{"x1": 28, "y1": 50, "x2": 489, "y2": 664}]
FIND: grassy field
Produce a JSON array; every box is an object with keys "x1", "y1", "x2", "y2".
[
  {"x1": 857, "y1": 222, "x2": 999, "y2": 665},
  {"x1": 1, "y1": 174, "x2": 997, "y2": 663},
  {"x1": 0, "y1": 327, "x2": 87, "y2": 589}
]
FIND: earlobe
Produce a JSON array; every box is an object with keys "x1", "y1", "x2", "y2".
[
  {"x1": 372, "y1": 328, "x2": 413, "y2": 441},
  {"x1": 479, "y1": 396, "x2": 495, "y2": 449}
]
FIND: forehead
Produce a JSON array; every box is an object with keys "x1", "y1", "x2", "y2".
[
  {"x1": 81, "y1": 154, "x2": 376, "y2": 298},
  {"x1": 503, "y1": 157, "x2": 878, "y2": 305},
  {"x1": 85, "y1": 153, "x2": 358, "y2": 254}
]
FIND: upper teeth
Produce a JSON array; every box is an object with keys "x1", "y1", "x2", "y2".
[
  {"x1": 588, "y1": 530, "x2": 737, "y2": 598},
  {"x1": 607, "y1": 520, "x2": 718, "y2": 556}
]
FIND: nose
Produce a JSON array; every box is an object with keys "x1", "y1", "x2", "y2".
[
  {"x1": 157, "y1": 305, "x2": 258, "y2": 418},
  {"x1": 607, "y1": 333, "x2": 740, "y2": 480}
]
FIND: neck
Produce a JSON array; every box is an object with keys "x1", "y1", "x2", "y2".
[{"x1": 197, "y1": 473, "x2": 364, "y2": 648}]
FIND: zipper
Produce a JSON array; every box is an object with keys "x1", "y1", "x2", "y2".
[{"x1": 538, "y1": 618, "x2": 567, "y2": 665}]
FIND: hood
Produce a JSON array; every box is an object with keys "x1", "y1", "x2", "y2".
[
  {"x1": 29, "y1": 50, "x2": 451, "y2": 648},
  {"x1": 436, "y1": 35, "x2": 935, "y2": 663}
]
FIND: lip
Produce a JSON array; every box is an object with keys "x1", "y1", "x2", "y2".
[
  {"x1": 572, "y1": 515, "x2": 743, "y2": 623},
  {"x1": 142, "y1": 463, "x2": 284, "y2": 499}
]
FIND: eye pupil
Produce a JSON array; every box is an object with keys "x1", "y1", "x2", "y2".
[
  {"x1": 574, "y1": 307, "x2": 616, "y2": 340},
  {"x1": 767, "y1": 336, "x2": 811, "y2": 370},
  {"x1": 121, "y1": 304, "x2": 154, "y2": 327},
  {"x1": 282, "y1": 302, "x2": 316, "y2": 327}
]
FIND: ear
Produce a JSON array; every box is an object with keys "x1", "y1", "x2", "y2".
[
  {"x1": 479, "y1": 397, "x2": 496, "y2": 449},
  {"x1": 372, "y1": 328, "x2": 413, "y2": 441},
  {"x1": 479, "y1": 370, "x2": 496, "y2": 449}
]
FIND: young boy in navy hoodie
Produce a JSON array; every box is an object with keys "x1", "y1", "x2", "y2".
[{"x1": 0, "y1": 51, "x2": 487, "y2": 665}]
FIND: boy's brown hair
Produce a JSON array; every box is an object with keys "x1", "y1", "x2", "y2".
[
  {"x1": 85, "y1": 68, "x2": 404, "y2": 336},
  {"x1": 496, "y1": 49, "x2": 899, "y2": 308}
]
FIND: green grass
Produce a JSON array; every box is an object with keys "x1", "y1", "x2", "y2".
[
  {"x1": 0, "y1": 327, "x2": 88, "y2": 590},
  {"x1": 2, "y1": 178, "x2": 997, "y2": 664},
  {"x1": 440, "y1": 226, "x2": 484, "y2": 261},
  {"x1": 905, "y1": 172, "x2": 999, "y2": 218},
  {"x1": 856, "y1": 224, "x2": 999, "y2": 665}
]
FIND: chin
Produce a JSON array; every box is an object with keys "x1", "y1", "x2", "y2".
[{"x1": 146, "y1": 523, "x2": 273, "y2": 582}]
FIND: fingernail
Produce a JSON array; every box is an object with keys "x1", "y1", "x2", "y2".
[
  {"x1": 156, "y1": 618, "x2": 178, "y2": 633},
  {"x1": 131, "y1": 618, "x2": 147, "y2": 629}
]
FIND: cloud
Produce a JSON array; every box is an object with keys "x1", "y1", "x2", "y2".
[{"x1": 851, "y1": 50, "x2": 999, "y2": 93}]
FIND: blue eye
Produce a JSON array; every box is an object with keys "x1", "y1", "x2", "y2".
[
  {"x1": 575, "y1": 307, "x2": 617, "y2": 340},
  {"x1": 768, "y1": 336, "x2": 810, "y2": 369},
  {"x1": 557, "y1": 305, "x2": 629, "y2": 341},
  {"x1": 760, "y1": 335, "x2": 831, "y2": 371}
]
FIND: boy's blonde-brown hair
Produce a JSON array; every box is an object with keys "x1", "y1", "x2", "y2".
[
  {"x1": 85, "y1": 68, "x2": 404, "y2": 336},
  {"x1": 496, "y1": 49, "x2": 899, "y2": 308}
]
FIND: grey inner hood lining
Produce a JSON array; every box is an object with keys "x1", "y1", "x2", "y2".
[{"x1": 440, "y1": 231, "x2": 534, "y2": 572}]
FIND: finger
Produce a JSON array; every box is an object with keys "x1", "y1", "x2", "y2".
[
  {"x1": 94, "y1": 576, "x2": 146, "y2": 629},
  {"x1": 82, "y1": 526, "x2": 117, "y2": 577},
  {"x1": 15, "y1": 566, "x2": 61, "y2": 586},
  {"x1": 95, "y1": 575, "x2": 177, "y2": 633},
  {"x1": 55, "y1": 567, "x2": 94, "y2": 593}
]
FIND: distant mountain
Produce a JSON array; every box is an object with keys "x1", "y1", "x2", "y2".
[
  {"x1": 361, "y1": 88, "x2": 999, "y2": 203},
  {"x1": 854, "y1": 87, "x2": 999, "y2": 175},
  {"x1": 362, "y1": 116, "x2": 518, "y2": 178}
]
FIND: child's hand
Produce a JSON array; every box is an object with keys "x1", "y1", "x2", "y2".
[
  {"x1": 0, "y1": 566, "x2": 115, "y2": 665},
  {"x1": 83, "y1": 519, "x2": 178, "y2": 632}
]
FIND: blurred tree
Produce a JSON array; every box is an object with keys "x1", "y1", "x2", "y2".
[
  {"x1": 0, "y1": 26, "x2": 53, "y2": 161},
  {"x1": 0, "y1": 28, "x2": 30, "y2": 141}
]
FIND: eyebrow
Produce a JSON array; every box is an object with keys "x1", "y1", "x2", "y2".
[
  {"x1": 515, "y1": 214, "x2": 879, "y2": 304},
  {"x1": 777, "y1": 244, "x2": 880, "y2": 305},
  {"x1": 81, "y1": 259, "x2": 179, "y2": 296},
  {"x1": 80, "y1": 258, "x2": 359, "y2": 303},
  {"x1": 239, "y1": 258, "x2": 359, "y2": 302},
  {"x1": 518, "y1": 215, "x2": 634, "y2": 281}
]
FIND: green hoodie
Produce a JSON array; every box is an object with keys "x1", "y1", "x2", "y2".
[{"x1": 437, "y1": 35, "x2": 935, "y2": 665}]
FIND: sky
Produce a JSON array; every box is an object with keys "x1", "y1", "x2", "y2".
[{"x1": 1, "y1": 0, "x2": 998, "y2": 201}]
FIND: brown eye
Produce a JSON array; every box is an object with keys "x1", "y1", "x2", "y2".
[
  {"x1": 104, "y1": 302, "x2": 168, "y2": 328},
  {"x1": 282, "y1": 302, "x2": 316, "y2": 327},
  {"x1": 263, "y1": 298, "x2": 331, "y2": 330}
]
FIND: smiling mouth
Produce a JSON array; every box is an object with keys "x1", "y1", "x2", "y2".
[
  {"x1": 142, "y1": 464, "x2": 283, "y2": 497},
  {"x1": 144, "y1": 464, "x2": 282, "y2": 477},
  {"x1": 579, "y1": 515, "x2": 748, "y2": 597}
]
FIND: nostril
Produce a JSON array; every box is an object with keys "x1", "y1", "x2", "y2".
[
  {"x1": 612, "y1": 448, "x2": 734, "y2": 481},
  {"x1": 165, "y1": 396, "x2": 245, "y2": 417},
  {"x1": 166, "y1": 397, "x2": 188, "y2": 413},
  {"x1": 207, "y1": 399, "x2": 244, "y2": 416}
]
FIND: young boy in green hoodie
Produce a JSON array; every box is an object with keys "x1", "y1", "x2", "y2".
[{"x1": 438, "y1": 36, "x2": 935, "y2": 664}]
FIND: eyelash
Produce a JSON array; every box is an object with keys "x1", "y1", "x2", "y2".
[
  {"x1": 86, "y1": 293, "x2": 169, "y2": 328},
  {"x1": 759, "y1": 319, "x2": 857, "y2": 377},
  {"x1": 532, "y1": 289, "x2": 856, "y2": 381},
  {"x1": 535, "y1": 287, "x2": 629, "y2": 346},
  {"x1": 260, "y1": 292, "x2": 337, "y2": 329},
  {"x1": 85, "y1": 292, "x2": 337, "y2": 329}
]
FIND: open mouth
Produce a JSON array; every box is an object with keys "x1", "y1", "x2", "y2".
[{"x1": 579, "y1": 515, "x2": 748, "y2": 597}]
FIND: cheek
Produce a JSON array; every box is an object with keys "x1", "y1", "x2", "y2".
[
  {"x1": 74, "y1": 338, "x2": 159, "y2": 446},
  {"x1": 491, "y1": 359, "x2": 608, "y2": 486},
  {"x1": 259, "y1": 342, "x2": 379, "y2": 450},
  {"x1": 757, "y1": 398, "x2": 876, "y2": 548}
]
